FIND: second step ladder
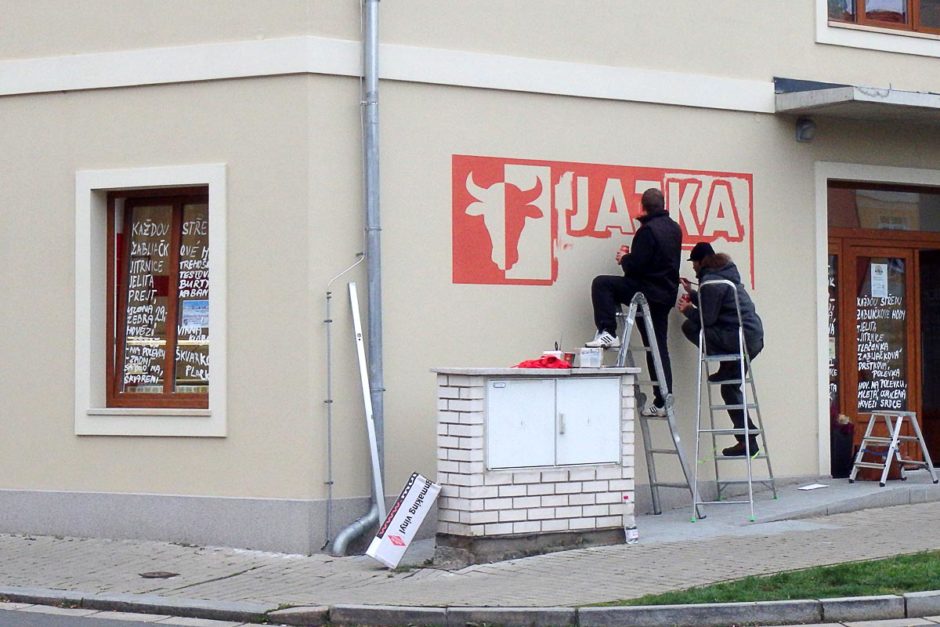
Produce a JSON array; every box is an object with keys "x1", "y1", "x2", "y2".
[
  {"x1": 849, "y1": 411, "x2": 938, "y2": 486},
  {"x1": 691, "y1": 279, "x2": 776, "y2": 522},
  {"x1": 616, "y1": 292, "x2": 703, "y2": 518}
]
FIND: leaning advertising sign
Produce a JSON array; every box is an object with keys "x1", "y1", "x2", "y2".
[
  {"x1": 452, "y1": 154, "x2": 754, "y2": 287},
  {"x1": 367, "y1": 472, "x2": 441, "y2": 569}
]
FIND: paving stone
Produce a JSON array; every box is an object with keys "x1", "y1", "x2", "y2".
[
  {"x1": 16, "y1": 604, "x2": 99, "y2": 616},
  {"x1": 0, "y1": 601, "x2": 34, "y2": 610},
  {"x1": 844, "y1": 619, "x2": 938, "y2": 626},
  {"x1": 90, "y1": 610, "x2": 172, "y2": 621},
  {"x1": 154, "y1": 618, "x2": 246, "y2": 626}
]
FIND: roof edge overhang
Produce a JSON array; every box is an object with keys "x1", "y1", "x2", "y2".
[{"x1": 775, "y1": 77, "x2": 940, "y2": 124}]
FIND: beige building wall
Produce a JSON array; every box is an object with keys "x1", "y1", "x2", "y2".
[{"x1": 2, "y1": 1, "x2": 939, "y2": 550}]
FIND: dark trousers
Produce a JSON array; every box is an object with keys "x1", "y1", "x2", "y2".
[
  {"x1": 592, "y1": 275, "x2": 673, "y2": 407},
  {"x1": 681, "y1": 319, "x2": 764, "y2": 441}
]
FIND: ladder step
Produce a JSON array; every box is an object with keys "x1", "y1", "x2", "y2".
[
  {"x1": 860, "y1": 436, "x2": 920, "y2": 444},
  {"x1": 651, "y1": 482, "x2": 691, "y2": 489},
  {"x1": 698, "y1": 428, "x2": 763, "y2": 435},
  {"x1": 853, "y1": 461, "x2": 886, "y2": 469},
  {"x1": 703, "y1": 354, "x2": 745, "y2": 363},
  {"x1": 706, "y1": 378, "x2": 749, "y2": 385},
  {"x1": 639, "y1": 414, "x2": 671, "y2": 422},
  {"x1": 710, "y1": 403, "x2": 759, "y2": 411},
  {"x1": 716, "y1": 454, "x2": 769, "y2": 461},
  {"x1": 648, "y1": 448, "x2": 680, "y2": 455},
  {"x1": 695, "y1": 499, "x2": 754, "y2": 506},
  {"x1": 717, "y1": 479, "x2": 776, "y2": 487}
]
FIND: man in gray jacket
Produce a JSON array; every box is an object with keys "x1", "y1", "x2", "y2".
[{"x1": 678, "y1": 243, "x2": 764, "y2": 457}]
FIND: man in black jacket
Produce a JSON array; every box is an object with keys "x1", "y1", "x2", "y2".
[
  {"x1": 587, "y1": 188, "x2": 682, "y2": 416},
  {"x1": 678, "y1": 242, "x2": 765, "y2": 456}
]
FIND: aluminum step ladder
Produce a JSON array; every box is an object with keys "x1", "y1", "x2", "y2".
[
  {"x1": 615, "y1": 292, "x2": 703, "y2": 518},
  {"x1": 691, "y1": 279, "x2": 776, "y2": 523},
  {"x1": 849, "y1": 411, "x2": 938, "y2": 487}
]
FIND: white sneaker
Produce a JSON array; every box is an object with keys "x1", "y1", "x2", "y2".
[
  {"x1": 641, "y1": 404, "x2": 667, "y2": 417},
  {"x1": 585, "y1": 331, "x2": 620, "y2": 349}
]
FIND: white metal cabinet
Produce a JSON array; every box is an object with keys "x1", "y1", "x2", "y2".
[
  {"x1": 556, "y1": 377, "x2": 621, "y2": 465},
  {"x1": 486, "y1": 376, "x2": 620, "y2": 469},
  {"x1": 486, "y1": 379, "x2": 556, "y2": 469}
]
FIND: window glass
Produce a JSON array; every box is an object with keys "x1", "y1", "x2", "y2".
[
  {"x1": 828, "y1": 184, "x2": 940, "y2": 232},
  {"x1": 865, "y1": 0, "x2": 908, "y2": 22},
  {"x1": 829, "y1": 0, "x2": 857, "y2": 20},
  {"x1": 174, "y1": 203, "x2": 210, "y2": 392},
  {"x1": 919, "y1": 0, "x2": 940, "y2": 27},
  {"x1": 121, "y1": 204, "x2": 172, "y2": 393},
  {"x1": 109, "y1": 188, "x2": 209, "y2": 408}
]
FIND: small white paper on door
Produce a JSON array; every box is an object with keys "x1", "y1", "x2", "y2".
[{"x1": 871, "y1": 263, "x2": 888, "y2": 298}]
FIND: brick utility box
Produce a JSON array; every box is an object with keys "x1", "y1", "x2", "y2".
[{"x1": 432, "y1": 367, "x2": 637, "y2": 563}]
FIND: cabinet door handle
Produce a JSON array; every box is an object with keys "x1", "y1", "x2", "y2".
[{"x1": 559, "y1": 412, "x2": 565, "y2": 435}]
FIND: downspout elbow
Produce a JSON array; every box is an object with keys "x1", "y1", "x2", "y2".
[{"x1": 329, "y1": 503, "x2": 379, "y2": 556}]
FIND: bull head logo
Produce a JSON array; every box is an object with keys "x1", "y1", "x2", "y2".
[{"x1": 465, "y1": 172, "x2": 544, "y2": 271}]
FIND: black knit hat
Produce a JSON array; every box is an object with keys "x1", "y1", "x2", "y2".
[{"x1": 688, "y1": 242, "x2": 715, "y2": 262}]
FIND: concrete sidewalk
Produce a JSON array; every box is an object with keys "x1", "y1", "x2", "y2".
[{"x1": 0, "y1": 473, "x2": 939, "y2": 625}]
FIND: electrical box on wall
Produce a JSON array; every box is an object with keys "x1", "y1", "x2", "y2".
[{"x1": 486, "y1": 377, "x2": 621, "y2": 469}]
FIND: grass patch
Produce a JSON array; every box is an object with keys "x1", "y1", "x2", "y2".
[{"x1": 596, "y1": 550, "x2": 940, "y2": 606}]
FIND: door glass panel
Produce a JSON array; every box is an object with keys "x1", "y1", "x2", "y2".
[
  {"x1": 919, "y1": 0, "x2": 940, "y2": 27},
  {"x1": 920, "y1": 250, "x2": 940, "y2": 462},
  {"x1": 121, "y1": 204, "x2": 172, "y2": 393},
  {"x1": 856, "y1": 256, "x2": 907, "y2": 412},
  {"x1": 865, "y1": 0, "x2": 908, "y2": 22},
  {"x1": 828, "y1": 254, "x2": 840, "y2": 415}
]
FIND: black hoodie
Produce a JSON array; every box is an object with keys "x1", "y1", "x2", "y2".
[
  {"x1": 684, "y1": 254, "x2": 764, "y2": 352},
  {"x1": 619, "y1": 209, "x2": 682, "y2": 306}
]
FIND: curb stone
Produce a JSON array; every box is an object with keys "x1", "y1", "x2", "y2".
[
  {"x1": 330, "y1": 603, "x2": 447, "y2": 626},
  {"x1": 82, "y1": 593, "x2": 277, "y2": 623},
  {"x1": 445, "y1": 606, "x2": 576, "y2": 626},
  {"x1": 0, "y1": 586, "x2": 84, "y2": 607},
  {"x1": 821, "y1": 594, "x2": 906, "y2": 622},
  {"x1": 578, "y1": 599, "x2": 820, "y2": 627},
  {"x1": 267, "y1": 605, "x2": 330, "y2": 626},
  {"x1": 3, "y1": 586, "x2": 940, "y2": 626},
  {"x1": 907, "y1": 590, "x2": 940, "y2": 617}
]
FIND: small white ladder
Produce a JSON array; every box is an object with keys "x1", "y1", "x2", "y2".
[
  {"x1": 615, "y1": 292, "x2": 703, "y2": 519},
  {"x1": 849, "y1": 411, "x2": 939, "y2": 487},
  {"x1": 691, "y1": 279, "x2": 776, "y2": 523}
]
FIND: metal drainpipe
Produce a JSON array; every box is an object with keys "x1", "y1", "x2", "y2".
[{"x1": 330, "y1": 0, "x2": 383, "y2": 557}]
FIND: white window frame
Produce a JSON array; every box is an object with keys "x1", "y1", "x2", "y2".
[
  {"x1": 817, "y1": 0, "x2": 940, "y2": 57},
  {"x1": 75, "y1": 164, "x2": 227, "y2": 436},
  {"x1": 815, "y1": 161, "x2": 940, "y2": 474}
]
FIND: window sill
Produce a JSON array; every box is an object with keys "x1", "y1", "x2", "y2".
[
  {"x1": 828, "y1": 20, "x2": 940, "y2": 41},
  {"x1": 820, "y1": 16, "x2": 940, "y2": 58},
  {"x1": 87, "y1": 408, "x2": 212, "y2": 418},
  {"x1": 77, "y1": 407, "x2": 223, "y2": 437}
]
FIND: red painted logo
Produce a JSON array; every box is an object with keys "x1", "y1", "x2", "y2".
[
  {"x1": 388, "y1": 535, "x2": 406, "y2": 547},
  {"x1": 453, "y1": 155, "x2": 754, "y2": 286}
]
